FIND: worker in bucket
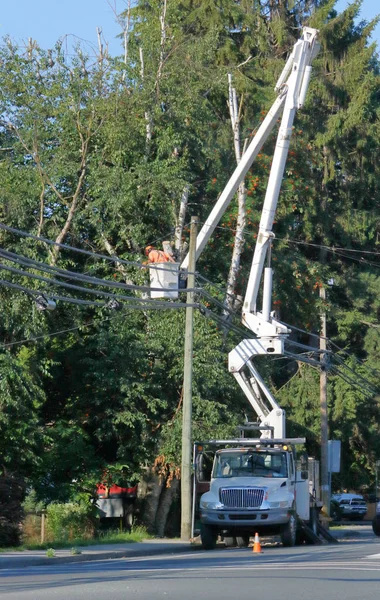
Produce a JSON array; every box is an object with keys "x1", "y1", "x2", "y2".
[{"x1": 144, "y1": 245, "x2": 175, "y2": 264}]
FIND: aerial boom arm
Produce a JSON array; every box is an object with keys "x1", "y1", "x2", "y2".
[
  {"x1": 181, "y1": 28, "x2": 320, "y2": 439},
  {"x1": 243, "y1": 28, "x2": 320, "y2": 327},
  {"x1": 180, "y1": 93, "x2": 285, "y2": 270},
  {"x1": 181, "y1": 27, "x2": 319, "y2": 290}
]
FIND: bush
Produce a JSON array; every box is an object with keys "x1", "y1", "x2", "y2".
[{"x1": 46, "y1": 501, "x2": 96, "y2": 542}]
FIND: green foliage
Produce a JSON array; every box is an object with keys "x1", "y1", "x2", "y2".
[
  {"x1": 46, "y1": 501, "x2": 96, "y2": 542},
  {"x1": 0, "y1": 351, "x2": 45, "y2": 475},
  {"x1": 0, "y1": 0, "x2": 379, "y2": 504},
  {"x1": 22, "y1": 489, "x2": 45, "y2": 515}
]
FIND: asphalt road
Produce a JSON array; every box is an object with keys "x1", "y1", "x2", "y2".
[{"x1": 1, "y1": 532, "x2": 380, "y2": 600}]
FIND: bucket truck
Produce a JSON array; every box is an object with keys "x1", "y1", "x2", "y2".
[{"x1": 179, "y1": 27, "x2": 323, "y2": 548}]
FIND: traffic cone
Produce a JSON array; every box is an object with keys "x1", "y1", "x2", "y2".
[{"x1": 252, "y1": 532, "x2": 262, "y2": 553}]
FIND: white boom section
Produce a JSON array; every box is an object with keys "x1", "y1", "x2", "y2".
[
  {"x1": 231, "y1": 28, "x2": 319, "y2": 438},
  {"x1": 180, "y1": 93, "x2": 286, "y2": 270},
  {"x1": 181, "y1": 28, "x2": 319, "y2": 276},
  {"x1": 182, "y1": 28, "x2": 319, "y2": 439},
  {"x1": 243, "y1": 28, "x2": 320, "y2": 335},
  {"x1": 229, "y1": 339, "x2": 286, "y2": 438}
]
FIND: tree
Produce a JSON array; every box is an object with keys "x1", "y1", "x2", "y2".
[{"x1": 0, "y1": 0, "x2": 379, "y2": 530}]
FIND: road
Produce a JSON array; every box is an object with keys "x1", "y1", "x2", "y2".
[{"x1": 1, "y1": 533, "x2": 380, "y2": 599}]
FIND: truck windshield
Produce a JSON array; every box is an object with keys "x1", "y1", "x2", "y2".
[{"x1": 213, "y1": 450, "x2": 288, "y2": 478}]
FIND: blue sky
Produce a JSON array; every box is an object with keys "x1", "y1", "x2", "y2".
[{"x1": 0, "y1": 1, "x2": 378, "y2": 56}]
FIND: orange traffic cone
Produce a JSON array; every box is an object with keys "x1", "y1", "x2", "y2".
[{"x1": 252, "y1": 532, "x2": 262, "y2": 553}]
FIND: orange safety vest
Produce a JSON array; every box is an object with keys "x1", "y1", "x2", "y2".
[{"x1": 148, "y1": 249, "x2": 172, "y2": 263}]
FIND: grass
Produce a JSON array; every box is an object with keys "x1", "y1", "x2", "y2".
[{"x1": 0, "y1": 526, "x2": 150, "y2": 552}]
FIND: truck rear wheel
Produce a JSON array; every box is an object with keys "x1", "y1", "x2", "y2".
[
  {"x1": 201, "y1": 524, "x2": 217, "y2": 550},
  {"x1": 236, "y1": 535, "x2": 250, "y2": 548},
  {"x1": 280, "y1": 513, "x2": 297, "y2": 547}
]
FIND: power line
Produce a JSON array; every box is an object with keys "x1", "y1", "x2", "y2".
[
  {"x1": 0, "y1": 222, "x2": 199, "y2": 278},
  {"x1": 0, "y1": 278, "x2": 104, "y2": 307},
  {"x1": 0, "y1": 277, "x2": 196, "y2": 311},
  {"x1": 329, "y1": 352, "x2": 379, "y2": 396},
  {"x1": 329, "y1": 365, "x2": 376, "y2": 402},
  {"x1": 0, "y1": 222, "x2": 147, "y2": 269},
  {"x1": 275, "y1": 237, "x2": 380, "y2": 258},
  {"x1": 0, "y1": 315, "x2": 122, "y2": 350},
  {"x1": 199, "y1": 220, "x2": 380, "y2": 258},
  {"x1": 0, "y1": 247, "x2": 193, "y2": 294}
]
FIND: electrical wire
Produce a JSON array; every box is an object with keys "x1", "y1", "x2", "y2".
[
  {"x1": 0, "y1": 277, "x2": 197, "y2": 311},
  {"x1": 329, "y1": 353, "x2": 379, "y2": 396},
  {"x1": 0, "y1": 278, "x2": 104, "y2": 306},
  {"x1": 0, "y1": 248, "x2": 196, "y2": 294},
  {"x1": 1, "y1": 224, "x2": 378, "y2": 394},
  {"x1": 0, "y1": 222, "x2": 164, "y2": 271},
  {"x1": 274, "y1": 237, "x2": 380, "y2": 257},
  {"x1": 0, "y1": 222, "x2": 200, "y2": 279},
  {"x1": 329, "y1": 365, "x2": 376, "y2": 401},
  {"x1": 0, "y1": 261, "x2": 149, "y2": 301},
  {"x1": 0, "y1": 314, "x2": 124, "y2": 350}
]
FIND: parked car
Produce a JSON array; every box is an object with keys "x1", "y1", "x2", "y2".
[
  {"x1": 331, "y1": 493, "x2": 367, "y2": 521},
  {"x1": 373, "y1": 502, "x2": 380, "y2": 536}
]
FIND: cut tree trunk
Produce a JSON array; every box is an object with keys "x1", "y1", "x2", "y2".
[{"x1": 155, "y1": 476, "x2": 180, "y2": 537}]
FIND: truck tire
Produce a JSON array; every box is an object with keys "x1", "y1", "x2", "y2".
[
  {"x1": 224, "y1": 536, "x2": 236, "y2": 547},
  {"x1": 280, "y1": 513, "x2": 297, "y2": 547},
  {"x1": 331, "y1": 507, "x2": 341, "y2": 522},
  {"x1": 201, "y1": 523, "x2": 217, "y2": 550},
  {"x1": 236, "y1": 535, "x2": 250, "y2": 548}
]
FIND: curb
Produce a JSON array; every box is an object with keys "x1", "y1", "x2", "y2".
[{"x1": 0, "y1": 543, "x2": 195, "y2": 570}]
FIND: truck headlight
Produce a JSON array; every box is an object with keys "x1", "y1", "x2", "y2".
[
  {"x1": 268, "y1": 500, "x2": 292, "y2": 508},
  {"x1": 200, "y1": 501, "x2": 224, "y2": 510}
]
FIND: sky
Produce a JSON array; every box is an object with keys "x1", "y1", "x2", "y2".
[{"x1": 0, "y1": 0, "x2": 379, "y2": 57}]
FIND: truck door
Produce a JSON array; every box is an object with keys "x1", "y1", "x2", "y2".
[{"x1": 192, "y1": 445, "x2": 215, "y2": 537}]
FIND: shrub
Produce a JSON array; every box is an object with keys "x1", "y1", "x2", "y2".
[{"x1": 46, "y1": 501, "x2": 96, "y2": 542}]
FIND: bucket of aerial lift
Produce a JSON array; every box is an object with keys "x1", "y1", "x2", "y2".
[{"x1": 149, "y1": 262, "x2": 180, "y2": 299}]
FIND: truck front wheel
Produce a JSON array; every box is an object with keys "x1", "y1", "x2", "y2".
[
  {"x1": 280, "y1": 513, "x2": 297, "y2": 547},
  {"x1": 201, "y1": 523, "x2": 217, "y2": 550}
]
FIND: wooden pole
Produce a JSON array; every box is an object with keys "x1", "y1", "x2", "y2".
[
  {"x1": 41, "y1": 509, "x2": 46, "y2": 544},
  {"x1": 320, "y1": 285, "x2": 330, "y2": 520},
  {"x1": 181, "y1": 216, "x2": 198, "y2": 540}
]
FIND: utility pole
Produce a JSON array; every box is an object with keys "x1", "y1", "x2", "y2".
[
  {"x1": 320, "y1": 285, "x2": 330, "y2": 519},
  {"x1": 181, "y1": 216, "x2": 198, "y2": 540}
]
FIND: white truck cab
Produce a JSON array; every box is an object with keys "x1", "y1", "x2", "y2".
[{"x1": 193, "y1": 437, "x2": 316, "y2": 549}]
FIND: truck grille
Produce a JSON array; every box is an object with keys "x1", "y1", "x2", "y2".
[{"x1": 220, "y1": 487, "x2": 264, "y2": 508}]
